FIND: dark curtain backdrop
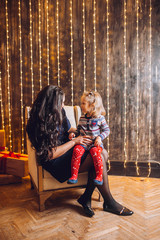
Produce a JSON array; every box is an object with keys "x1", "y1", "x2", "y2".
[{"x1": 0, "y1": 0, "x2": 159, "y2": 164}]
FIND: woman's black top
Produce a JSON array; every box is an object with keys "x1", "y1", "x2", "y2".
[
  {"x1": 57, "y1": 108, "x2": 71, "y2": 145},
  {"x1": 42, "y1": 108, "x2": 88, "y2": 183}
]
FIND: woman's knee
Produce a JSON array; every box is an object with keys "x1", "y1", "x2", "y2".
[
  {"x1": 101, "y1": 149, "x2": 108, "y2": 164},
  {"x1": 79, "y1": 154, "x2": 93, "y2": 173}
]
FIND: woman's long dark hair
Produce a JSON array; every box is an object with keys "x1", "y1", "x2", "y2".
[{"x1": 26, "y1": 85, "x2": 64, "y2": 164}]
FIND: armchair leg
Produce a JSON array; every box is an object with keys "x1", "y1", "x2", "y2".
[
  {"x1": 38, "y1": 191, "x2": 54, "y2": 211},
  {"x1": 30, "y1": 180, "x2": 34, "y2": 190},
  {"x1": 29, "y1": 174, "x2": 35, "y2": 190}
]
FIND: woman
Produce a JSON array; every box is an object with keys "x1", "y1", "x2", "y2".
[{"x1": 26, "y1": 85, "x2": 133, "y2": 217}]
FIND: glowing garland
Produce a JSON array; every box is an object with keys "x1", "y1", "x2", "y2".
[
  {"x1": 148, "y1": 0, "x2": 152, "y2": 177},
  {"x1": 5, "y1": 0, "x2": 12, "y2": 150},
  {"x1": 93, "y1": 0, "x2": 97, "y2": 91},
  {"x1": 135, "y1": 0, "x2": 139, "y2": 175},
  {"x1": 106, "y1": 0, "x2": 110, "y2": 171},
  {"x1": 70, "y1": 0, "x2": 74, "y2": 105},
  {"x1": 0, "y1": 64, "x2": 4, "y2": 130},
  {"x1": 29, "y1": 0, "x2": 34, "y2": 103},
  {"x1": 38, "y1": 0, "x2": 42, "y2": 90},
  {"x1": 82, "y1": 0, "x2": 86, "y2": 91},
  {"x1": 46, "y1": 0, "x2": 50, "y2": 85},
  {"x1": 18, "y1": 0, "x2": 24, "y2": 153},
  {"x1": 56, "y1": 0, "x2": 60, "y2": 86},
  {"x1": 123, "y1": 0, "x2": 127, "y2": 168}
]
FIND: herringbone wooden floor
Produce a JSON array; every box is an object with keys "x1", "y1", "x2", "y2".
[{"x1": 0, "y1": 176, "x2": 160, "y2": 240}]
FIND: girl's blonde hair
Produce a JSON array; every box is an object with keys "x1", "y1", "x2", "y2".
[{"x1": 82, "y1": 91, "x2": 106, "y2": 117}]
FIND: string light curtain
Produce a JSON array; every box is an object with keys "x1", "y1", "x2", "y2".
[
  {"x1": 0, "y1": 64, "x2": 4, "y2": 130},
  {"x1": 82, "y1": 0, "x2": 86, "y2": 91},
  {"x1": 56, "y1": 0, "x2": 60, "y2": 86},
  {"x1": 123, "y1": 0, "x2": 127, "y2": 168},
  {"x1": 5, "y1": 0, "x2": 12, "y2": 151},
  {"x1": 38, "y1": 0, "x2": 42, "y2": 90},
  {"x1": 70, "y1": 0, "x2": 74, "y2": 105},
  {"x1": 136, "y1": 0, "x2": 140, "y2": 175},
  {"x1": 148, "y1": 0, "x2": 152, "y2": 177},
  {"x1": 18, "y1": 0, "x2": 24, "y2": 153},
  {"x1": 46, "y1": 0, "x2": 50, "y2": 85},
  {"x1": 93, "y1": 0, "x2": 97, "y2": 91},
  {"x1": 0, "y1": 0, "x2": 157, "y2": 170},
  {"x1": 29, "y1": 0, "x2": 34, "y2": 103},
  {"x1": 106, "y1": 0, "x2": 110, "y2": 171}
]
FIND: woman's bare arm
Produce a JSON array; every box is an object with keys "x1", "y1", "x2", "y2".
[
  {"x1": 68, "y1": 127, "x2": 77, "y2": 133},
  {"x1": 52, "y1": 135, "x2": 92, "y2": 159}
]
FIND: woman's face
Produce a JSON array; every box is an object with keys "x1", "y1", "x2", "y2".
[
  {"x1": 61, "y1": 94, "x2": 65, "y2": 109},
  {"x1": 81, "y1": 96, "x2": 91, "y2": 114}
]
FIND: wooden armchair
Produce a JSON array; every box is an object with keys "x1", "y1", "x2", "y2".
[{"x1": 25, "y1": 106, "x2": 89, "y2": 211}]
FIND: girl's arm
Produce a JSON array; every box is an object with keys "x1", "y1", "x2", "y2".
[
  {"x1": 94, "y1": 116, "x2": 110, "y2": 146},
  {"x1": 99, "y1": 116, "x2": 110, "y2": 140},
  {"x1": 52, "y1": 135, "x2": 92, "y2": 159}
]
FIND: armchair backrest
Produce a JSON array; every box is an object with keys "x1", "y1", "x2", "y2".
[{"x1": 25, "y1": 105, "x2": 81, "y2": 128}]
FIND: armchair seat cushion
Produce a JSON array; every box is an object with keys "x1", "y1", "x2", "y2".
[{"x1": 43, "y1": 170, "x2": 88, "y2": 190}]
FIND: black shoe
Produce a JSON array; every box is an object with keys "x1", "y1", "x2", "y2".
[
  {"x1": 103, "y1": 203, "x2": 134, "y2": 216},
  {"x1": 77, "y1": 196, "x2": 95, "y2": 217}
]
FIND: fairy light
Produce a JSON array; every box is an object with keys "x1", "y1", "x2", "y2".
[
  {"x1": 135, "y1": 0, "x2": 139, "y2": 175},
  {"x1": 93, "y1": 0, "x2": 97, "y2": 91},
  {"x1": 0, "y1": 63, "x2": 4, "y2": 130},
  {"x1": 46, "y1": 0, "x2": 50, "y2": 85},
  {"x1": 148, "y1": 0, "x2": 152, "y2": 177},
  {"x1": 82, "y1": 0, "x2": 86, "y2": 91},
  {"x1": 123, "y1": 0, "x2": 127, "y2": 168},
  {"x1": 70, "y1": 0, "x2": 74, "y2": 105},
  {"x1": 5, "y1": 0, "x2": 12, "y2": 150},
  {"x1": 29, "y1": 0, "x2": 34, "y2": 103},
  {"x1": 38, "y1": 0, "x2": 42, "y2": 90},
  {"x1": 56, "y1": 0, "x2": 60, "y2": 86},
  {"x1": 18, "y1": 0, "x2": 24, "y2": 153},
  {"x1": 106, "y1": 0, "x2": 110, "y2": 171}
]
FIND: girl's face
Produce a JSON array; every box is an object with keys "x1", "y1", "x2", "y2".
[{"x1": 81, "y1": 96, "x2": 92, "y2": 114}]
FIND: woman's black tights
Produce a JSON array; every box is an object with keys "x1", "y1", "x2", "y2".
[{"x1": 79, "y1": 149, "x2": 124, "y2": 211}]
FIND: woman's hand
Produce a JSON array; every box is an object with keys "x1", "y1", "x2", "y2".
[
  {"x1": 72, "y1": 135, "x2": 92, "y2": 146},
  {"x1": 69, "y1": 132, "x2": 75, "y2": 140},
  {"x1": 52, "y1": 135, "x2": 92, "y2": 159}
]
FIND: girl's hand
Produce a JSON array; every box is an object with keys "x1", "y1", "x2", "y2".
[
  {"x1": 69, "y1": 132, "x2": 75, "y2": 140},
  {"x1": 94, "y1": 136, "x2": 102, "y2": 146},
  {"x1": 72, "y1": 135, "x2": 92, "y2": 146}
]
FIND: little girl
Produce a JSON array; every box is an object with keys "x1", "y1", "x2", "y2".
[{"x1": 68, "y1": 91, "x2": 110, "y2": 185}]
